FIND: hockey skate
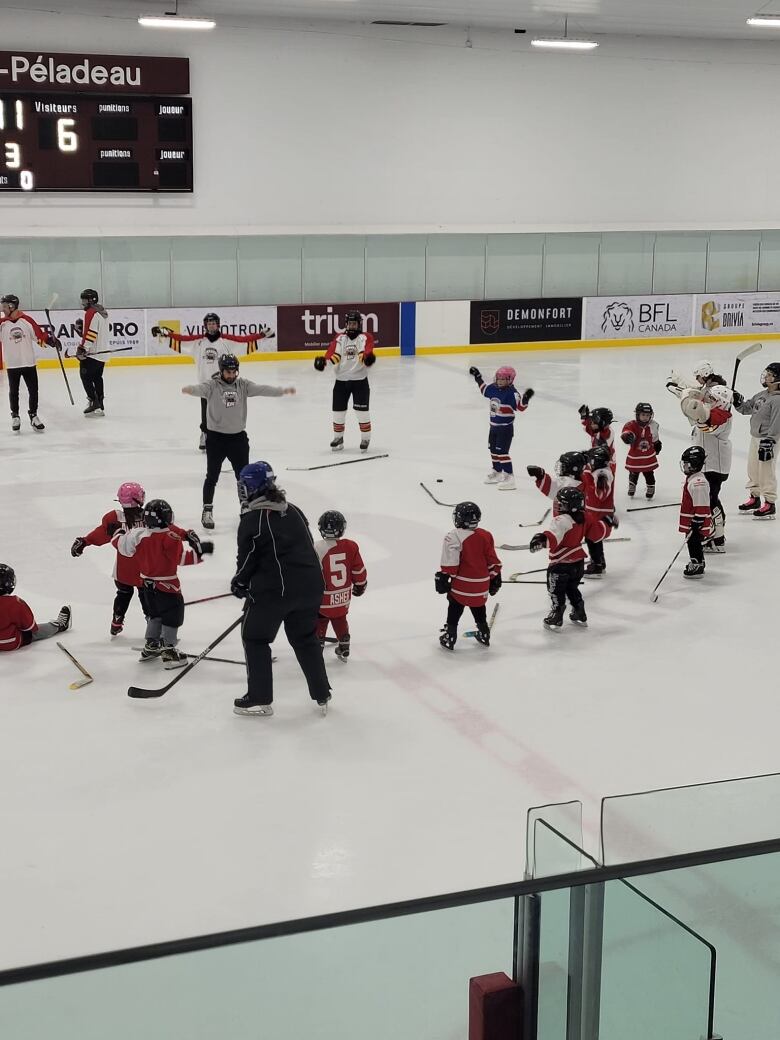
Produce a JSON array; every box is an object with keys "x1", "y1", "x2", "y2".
[
  {"x1": 627, "y1": 481, "x2": 637, "y2": 498},
  {"x1": 645, "y1": 485, "x2": 655, "y2": 499},
  {"x1": 29, "y1": 413, "x2": 45, "y2": 432},
  {"x1": 683, "y1": 561, "x2": 706, "y2": 579},
  {"x1": 584, "y1": 561, "x2": 605, "y2": 579},
  {"x1": 484, "y1": 470, "x2": 502, "y2": 484},
  {"x1": 11, "y1": 415, "x2": 20, "y2": 432},
  {"x1": 110, "y1": 614, "x2": 124, "y2": 636},
  {"x1": 330, "y1": 435, "x2": 344, "y2": 452},
  {"x1": 55, "y1": 605, "x2": 72, "y2": 632},
  {"x1": 198, "y1": 432, "x2": 206, "y2": 451},
  {"x1": 497, "y1": 474, "x2": 517, "y2": 491},
  {"x1": 139, "y1": 639, "x2": 163, "y2": 662},
  {"x1": 359, "y1": 438, "x2": 370, "y2": 452},
  {"x1": 754, "y1": 502, "x2": 776, "y2": 519},
  {"x1": 93, "y1": 402, "x2": 105, "y2": 417},
  {"x1": 234, "y1": 695, "x2": 274, "y2": 717},
  {"x1": 439, "y1": 626, "x2": 457, "y2": 651},
  {"x1": 317, "y1": 694, "x2": 332, "y2": 717},
  {"x1": 569, "y1": 604, "x2": 588, "y2": 626},
  {"x1": 703, "y1": 541, "x2": 726, "y2": 553},
  {"x1": 335, "y1": 635, "x2": 351, "y2": 661},
  {"x1": 738, "y1": 495, "x2": 761, "y2": 512},
  {"x1": 543, "y1": 608, "x2": 564, "y2": 632},
  {"x1": 83, "y1": 400, "x2": 98, "y2": 416},
  {"x1": 201, "y1": 504, "x2": 215, "y2": 530},
  {"x1": 474, "y1": 625, "x2": 491, "y2": 647},
  {"x1": 161, "y1": 645, "x2": 187, "y2": 669}
]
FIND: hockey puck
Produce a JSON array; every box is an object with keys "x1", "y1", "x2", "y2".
[{"x1": 436, "y1": 479, "x2": 443, "y2": 483}]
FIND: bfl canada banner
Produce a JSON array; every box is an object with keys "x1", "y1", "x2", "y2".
[
  {"x1": 469, "y1": 298, "x2": 582, "y2": 344},
  {"x1": 583, "y1": 295, "x2": 693, "y2": 339}
]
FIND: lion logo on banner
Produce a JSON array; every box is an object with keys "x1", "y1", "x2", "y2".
[{"x1": 601, "y1": 302, "x2": 634, "y2": 334}]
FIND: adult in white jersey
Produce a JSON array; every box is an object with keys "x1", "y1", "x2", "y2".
[
  {"x1": 0, "y1": 292, "x2": 58, "y2": 432},
  {"x1": 313, "y1": 310, "x2": 376, "y2": 451},
  {"x1": 76, "y1": 288, "x2": 109, "y2": 417}
]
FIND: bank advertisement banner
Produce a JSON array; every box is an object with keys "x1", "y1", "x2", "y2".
[
  {"x1": 29, "y1": 308, "x2": 146, "y2": 360},
  {"x1": 583, "y1": 295, "x2": 693, "y2": 339},
  {"x1": 145, "y1": 306, "x2": 278, "y2": 356},
  {"x1": 694, "y1": 293, "x2": 780, "y2": 335},
  {"x1": 276, "y1": 302, "x2": 400, "y2": 352},
  {"x1": 469, "y1": 298, "x2": 582, "y2": 344}
]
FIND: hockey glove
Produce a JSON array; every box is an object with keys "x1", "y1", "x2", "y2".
[
  {"x1": 434, "y1": 571, "x2": 452, "y2": 595},
  {"x1": 230, "y1": 576, "x2": 249, "y2": 599},
  {"x1": 653, "y1": 440, "x2": 662, "y2": 453},
  {"x1": 732, "y1": 391, "x2": 744, "y2": 408},
  {"x1": 488, "y1": 573, "x2": 502, "y2": 596},
  {"x1": 151, "y1": 326, "x2": 161, "y2": 337},
  {"x1": 313, "y1": 356, "x2": 327, "y2": 372},
  {"x1": 363, "y1": 352, "x2": 376, "y2": 367},
  {"x1": 526, "y1": 465, "x2": 545, "y2": 480},
  {"x1": 468, "y1": 366, "x2": 482, "y2": 381},
  {"x1": 74, "y1": 319, "x2": 83, "y2": 338},
  {"x1": 604, "y1": 514, "x2": 620, "y2": 529},
  {"x1": 185, "y1": 530, "x2": 204, "y2": 558},
  {"x1": 76, "y1": 346, "x2": 87, "y2": 360},
  {"x1": 352, "y1": 582, "x2": 367, "y2": 597},
  {"x1": 621, "y1": 431, "x2": 636, "y2": 444},
  {"x1": 759, "y1": 438, "x2": 775, "y2": 462},
  {"x1": 70, "y1": 537, "x2": 86, "y2": 557},
  {"x1": 521, "y1": 388, "x2": 535, "y2": 406},
  {"x1": 45, "y1": 331, "x2": 61, "y2": 350},
  {"x1": 200, "y1": 541, "x2": 215, "y2": 555},
  {"x1": 529, "y1": 533, "x2": 548, "y2": 553},
  {"x1": 578, "y1": 404, "x2": 590, "y2": 419}
]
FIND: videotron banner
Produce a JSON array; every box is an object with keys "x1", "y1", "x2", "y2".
[
  {"x1": 694, "y1": 293, "x2": 780, "y2": 336},
  {"x1": 146, "y1": 307, "x2": 278, "y2": 356},
  {"x1": 583, "y1": 295, "x2": 693, "y2": 339},
  {"x1": 469, "y1": 298, "x2": 582, "y2": 344},
  {"x1": 276, "y1": 303, "x2": 400, "y2": 352}
]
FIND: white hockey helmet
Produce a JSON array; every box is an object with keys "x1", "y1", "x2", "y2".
[
  {"x1": 707, "y1": 384, "x2": 733, "y2": 409},
  {"x1": 692, "y1": 360, "x2": 714, "y2": 382}
]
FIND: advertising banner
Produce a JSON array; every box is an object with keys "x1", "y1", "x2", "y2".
[
  {"x1": 583, "y1": 295, "x2": 693, "y2": 339},
  {"x1": 469, "y1": 298, "x2": 582, "y2": 344},
  {"x1": 145, "y1": 306, "x2": 278, "y2": 357},
  {"x1": 30, "y1": 308, "x2": 146, "y2": 360},
  {"x1": 694, "y1": 293, "x2": 780, "y2": 335},
  {"x1": 276, "y1": 302, "x2": 400, "y2": 351}
]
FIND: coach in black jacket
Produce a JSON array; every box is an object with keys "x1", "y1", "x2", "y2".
[{"x1": 231, "y1": 461, "x2": 331, "y2": 716}]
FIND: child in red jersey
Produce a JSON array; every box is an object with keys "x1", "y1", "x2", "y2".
[
  {"x1": 112, "y1": 499, "x2": 212, "y2": 667},
  {"x1": 313, "y1": 510, "x2": 367, "y2": 662},
  {"x1": 527, "y1": 451, "x2": 588, "y2": 516},
  {"x1": 0, "y1": 564, "x2": 70, "y2": 651},
  {"x1": 578, "y1": 405, "x2": 616, "y2": 469},
  {"x1": 621, "y1": 402, "x2": 661, "y2": 498},
  {"x1": 529, "y1": 487, "x2": 616, "y2": 631},
  {"x1": 435, "y1": 501, "x2": 501, "y2": 650},
  {"x1": 582, "y1": 446, "x2": 616, "y2": 578},
  {"x1": 678, "y1": 446, "x2": 713, "y2": 579}
]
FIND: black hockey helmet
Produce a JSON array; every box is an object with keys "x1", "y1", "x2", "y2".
[
  {"x1": 589, "y1": 407, "x2": 614, "y2": 430},
  {"x1": 556, "y1": 451, "x2": 588, "y2": 479},
  {"x1": 761, "y1": 362, "x2": 780, "y2": 388},
  {"x1": 556, "y1": 487, "x2": 586, "y2": 516},
  {"x1": 143, "y1": 499, "x2": 174, "y2": 529},
  {"x1": 588, "y1": 445, "x2": 611, "y2": 470},
  {"x1": 0, "y1": 563, "x2": 16, "y2": 596},
  {"x1": 318, "y1": 510, "x2": 346, "y2": 539},
  {"x1": 635, "y1": 402, "x2": 654, "y2": 420},
  {"x1": 1, "y1": 293, "x2": 20, "y2": 311},
  {"x1": 218, "y1": 353, "x2": 239, "y2": 374},
  {"x1": 344, "y1": 310, "x2": 362, "y2": 337},
  {"x1": 453, "y1": 501, "x2": 481, "y2": 530},
  {"x1": 204, "y1": 312, "x2": 221, "y2": 328},
  {"x1": 80, "y1": 288, "x2": 99, "y2": 306},
  {"x1": 680, "y1": 446, "x2": 706, "y2": 475}
]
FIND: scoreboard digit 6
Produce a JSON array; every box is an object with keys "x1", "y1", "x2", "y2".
[{"x1": 0, "y1": 93, "x2": 193, "y2": 192}]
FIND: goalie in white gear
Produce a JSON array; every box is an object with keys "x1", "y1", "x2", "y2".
[
  {"x1": 666, "y1": 359, "x2": 726, "y2": 398},
  {"x1": 685, "y1": 383, "x2": 733, "y2": 551}
]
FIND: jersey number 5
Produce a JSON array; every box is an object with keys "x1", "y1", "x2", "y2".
[{"x1": 329, "y1": 553, "x2": 348, "y2": 587}]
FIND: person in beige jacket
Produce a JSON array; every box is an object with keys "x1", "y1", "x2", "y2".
[{"x1": 733, "y1": 362, "x2": 780, "y2": 519}]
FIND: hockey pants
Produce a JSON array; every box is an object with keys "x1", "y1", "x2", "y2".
[
  {"x1": 140, "y1": 586, "x2": 184, "y2": 645},
  {"x1": 242, "y1": 593, "x2": 331, "y2": 705},
  {"x1": 488, "y1": 425, "x2": 514, "y2": 474},
  {"x1": 445, "y1": 596, "x2": 488, "y2": 632},
  {"x1": 113, "y1": 581, "x2": 137, "y2": 622},
  {"x1": 628, "y1": 470, "x2": 655, "y2": 488},
  {"x1": 331, "y1": 379, "x2": 370, "y2": 440},
  {"x1": 687, "y1": 526, "x2": 705, "y2": 565},
  {"x1": 547, "y1": 561, "x2": 585, "y2": 616},
  {"x1": 203, "y1": 429, "x2": 249, "y2": 505},
  {"x1": 7, "y1": 366, "x2": 39, "y2": 417},
  {"x1": 586, "y1": 538, "x2": 605, "y2": 568},
  {"x1": 704, "y1": 472, "x2": 727, "y2": 541},
  {"x1": 79, "y1": 357, "x2": 105, "y2": 406},
  {"x1": 747, "y1": 436, "x2": 777, "y2": 503},
  {"x1": 317, "y1": 614, "x2": 350, "y2": 641}
]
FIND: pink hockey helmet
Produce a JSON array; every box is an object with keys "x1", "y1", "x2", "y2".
[
  {"x1": 495, "y1": 365, "x2": 516, "y2": 383},
  {"x1": 116, "y1": 482, "x2": 146, "y2": 509}
]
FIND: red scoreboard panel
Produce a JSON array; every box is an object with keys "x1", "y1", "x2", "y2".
[{"x1": 0, "y1": 93, "x2": 193, "y2": 192}]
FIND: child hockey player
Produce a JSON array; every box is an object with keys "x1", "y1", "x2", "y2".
[
  {"x1": 153, "y1": 313, "x2": 274, "y2": 450},
  {"x1": 529, "y1": 487, "x2": 617, "y2": 631},
  {"x1": 435, "y1": 501, "x2": 501, "y2": 650},
  {"x1": 0, "y1": 564, "x2": 70, "y2": 650},
  {"x1": 683, "y1": 383, "x2": 733, "y2": 550},
  {"x1": 527, "y1": 451, "x2": 588, "y2": 514},
  {"x1": 733, "y1": 362, "x2": 780, "y2": 520},
  {"x1": 313, "y1": 310, "x2": 376, "y2": 452},
  {"x1": 582, "y1": 446, "x2": 616, "y2": 578},
  {"x1": 678, "y1": 446, "x2": 713, "y2": 578},
  {"x1": 314, "y1": 510, "x2": 367, "y2": 662},
  {"x1": 578, "y1": 405, "x2": 615, "y2": 467},
  {"x1": 112, "y1": 499, "x2": 213, "y2": 667},
  {"x1": 468, "y1": 364, "x2": 534, "y2": 490},
  {"x1": 621, "y1": 403, "x2": 661, "y2": 498}
]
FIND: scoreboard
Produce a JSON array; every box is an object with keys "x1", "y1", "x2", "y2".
[{"x1": 0, "y1": 93, "x2": 193, "y2": 192}]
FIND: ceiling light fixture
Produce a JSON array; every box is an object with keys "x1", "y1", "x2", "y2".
[
  {"x1": 746, "y1": 15, "x2": 780, "y2": 27},
  {"x1": 139, "y1": 0, "x2": 215, "y2": 29},
  {"x1": 531, "y1": 16, "x2": 597, "y2": 50}
]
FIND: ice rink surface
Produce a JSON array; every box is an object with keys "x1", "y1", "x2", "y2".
[{"x1": 1, "y1": 341, "x2": 777, "y2": 969}]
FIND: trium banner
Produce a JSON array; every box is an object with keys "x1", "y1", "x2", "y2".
[
  {"x1": 695, "y1": 293, "x2": 780, "y2": 335},
  {"x1": 469, "y1": 298, "x2": 582, "y2": 344},
  {"x1": 146, "y1": 307, "x2": 278, "y2": 356},
  {"x1": 276, "y1": 303, "x2": 400, "y2": 351},
  {"x1": 583, "y1": 295, "x2": 693, "y2": 339}
]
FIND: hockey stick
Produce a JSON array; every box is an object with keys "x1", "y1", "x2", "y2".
[
  {"x1": 132, "y1": 645, "x2": 279, "y2": 664},
  {"x1": 420, "y1": 482, "x2": 457, "y2": 507},
  {"x1": 64, "y1": 347, "x2": 133, "y2": 358},
  {"x1": 626, "y1": 502, "x2": 678, "y2": 513},
  {"x1": 45, "y1": 294, "x2": 75, "y2": 406},
  {"x1": 650, "y1": 533, "x2": 692, "y2": 603},
  {"x1": 128, "y1": 615, "x2": 243, "y2": 699},
  {"x1": 731, "y1": 342, "x2": 762, "y2": 390},
  {"x1": 57, "y1": 642, "x2": 94, "y2": 689},
  {"x1": 185, "y1": 591, "x2": 233, "y2": 607},
  {"x1": 509, "y1": 568, "x2": 547, "y2": 578},
  {"x1": 506, "y1": 579, "x2": 584, "y2": 586},
  {"x1": 499, "y1": 537, "x2": 632, "y2": 551},
  {"x1": 287, "y1": 454, "x2": 389, "y2": 472},
  {"x1": 518, "y1": 507, "x2": 551, "y2": 528},
  {"x1": 464, "y1": 601, "x2": 500, "y2": 639}
]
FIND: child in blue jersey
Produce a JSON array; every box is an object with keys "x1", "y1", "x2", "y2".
[{"x1": 469, "y1": 364, "x2": 534, "y2": 490}]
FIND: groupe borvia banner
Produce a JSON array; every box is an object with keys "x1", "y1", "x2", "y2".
[{"x1": 693, "y1": 293, "x2": 780, "y2": 336}]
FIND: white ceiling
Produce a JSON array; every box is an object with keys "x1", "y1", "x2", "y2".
[{"x1": 4, "y1": 0, "x2": 780, "y2": 40}]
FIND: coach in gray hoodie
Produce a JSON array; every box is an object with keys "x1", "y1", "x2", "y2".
[{"x1": 733, "y1": 362, "x2": 780, "y2": 519}]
